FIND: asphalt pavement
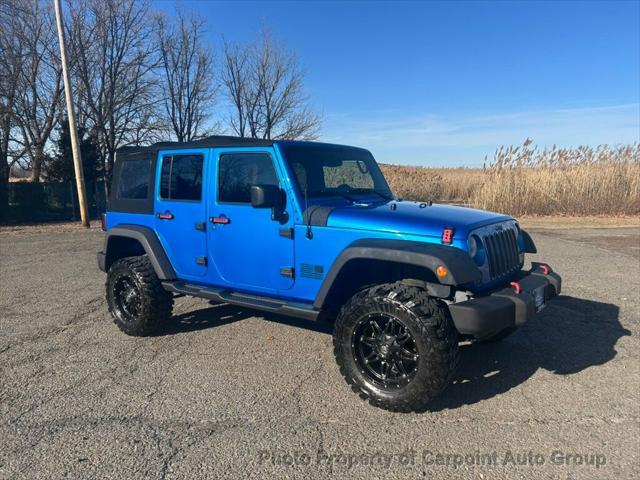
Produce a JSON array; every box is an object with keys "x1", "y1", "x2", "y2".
[{"x1": 1, "y1": 225, "x2": 638, "y2": 479}]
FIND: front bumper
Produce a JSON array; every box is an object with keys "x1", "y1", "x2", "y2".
[{"x1": 448, "y1": 263, "x2": 561, "y2": 338}]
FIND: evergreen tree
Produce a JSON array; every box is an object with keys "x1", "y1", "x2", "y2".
[{"x1": 45, "y1": 119, "x2": 101, "y2": 182}]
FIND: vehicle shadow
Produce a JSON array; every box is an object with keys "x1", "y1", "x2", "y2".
[
  {"x1": 153, "y1": 301, "x2": 334, "y2": 336},
  {"x1": 152, "y1": 295, "x2": 629, "y2": 412},
  {"x1": 426, "y1": 295, "x2": 630, "y2": 412},
  {"x1": 153, "y1": 303, "x2": 256, "y2": 336}
]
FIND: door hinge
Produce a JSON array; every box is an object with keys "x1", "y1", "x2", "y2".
[
  {"x1": 279, "y1": 228, "x2": 294, "y2": 239},
  {"x1": 280, "y1": 266, "x2": 294, "y2": 278},
  {"x1": 196, "y1": 256, "x2": 208, "y2": 266},
  {"x1": 195, "y1": 222, "x2": 206, "y2": 232}
]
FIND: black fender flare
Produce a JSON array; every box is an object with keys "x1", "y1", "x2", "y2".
[
  {"x1": 314, "y1": 238, "x2": 481, "y2": 309},
  {"x1": 101, "y1": 225, "x2": 176, "y2": 280}
]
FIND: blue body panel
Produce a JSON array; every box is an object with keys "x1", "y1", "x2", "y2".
[
  {"x1": 106, "y1": 142, "x2": 520, "y2": 305},
  {"x1": 154, "y1": 148, "x2": 210, "y2": 281},
  {"x1": 107, "y1": 211, "x2": 155, "y2": 230},
  {"x1": 205, "y1": 147, "x2": 295, "y2": 294},
  {"x1": 289, "y1": 224, "x2": 468, "y2": 303},
  {"x1": 326, "y1": 202, "x2": 511, "y2": 240}
]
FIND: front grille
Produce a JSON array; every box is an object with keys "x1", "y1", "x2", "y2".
[{"x1": 483, "y1": 227, "x2": 520, "y2": 279}]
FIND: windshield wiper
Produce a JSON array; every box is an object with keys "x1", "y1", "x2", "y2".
[
  {"x1": 369, "y1": 190, "x2": 393, "y2": 201},
  {"x1": 307, "y1": 190, "x2": 357, "y2": 203},
  {"x1": 332, "y1": 191, "x2": 357, "y2": 203},
  {"x1": 351, "y1": 189, "x2": 393, "y2": 201}
]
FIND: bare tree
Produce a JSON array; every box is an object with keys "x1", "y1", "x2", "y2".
[
  {"x1": 252, "y1": 30, "x2": 320, "y2": 140},
  {"x1": 222, "y1": 30, "x2": 320, "y2": 140},
  {"x1": 221, "y1": 40, "x2": 250, "y2": 138},
  {"x1": 68, "y1": 0, "x2": 159, "y2": 184},
  {"x1": 0, "y1": 0, "x2": 26, "y2": 185},
  {"x1": 5, "y1": 1, "x2": 63, "y2": 182},
  {"x1": 155, "y1": 11, "x2": 216, "y2": 142}
]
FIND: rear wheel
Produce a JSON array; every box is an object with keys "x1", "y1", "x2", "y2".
[
  {"x1": 106, "y1": 256, "x2": 173, "y2": 336},
  {"x1": 333, "y1": 281, "x2": 459, "y2": 412}
]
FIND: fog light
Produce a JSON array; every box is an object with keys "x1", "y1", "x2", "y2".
[{"x1": 436, "y1": 265, "x2": 448, "y2": 278}]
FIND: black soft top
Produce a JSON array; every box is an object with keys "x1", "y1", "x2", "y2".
[
  {"x1": 110, "y1": 136, "x2": 367, "y2": 214},
  {"x1": 111, "y1": 136, "x2": 276, "y2": 214},
  {"x1": 115, "y1": 135, "x2": 366, "y2": 158},
  {"x1": 116, "y1": 136, "x2": 274, "y2": 157}
]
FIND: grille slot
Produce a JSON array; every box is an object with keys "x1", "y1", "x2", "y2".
[{"x1": 484, "y1": 227, "x2": 520, "y2": 279}]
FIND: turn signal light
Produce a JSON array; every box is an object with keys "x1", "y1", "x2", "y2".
[{"x1": 436, "y1": 265, "x2": 448, "y2": 278}]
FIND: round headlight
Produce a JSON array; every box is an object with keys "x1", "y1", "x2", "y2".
[
  {"x1": 468, "y1": 234, "x2": 485, "y2": 266},
  {"x1": 468, "y1": 235, "x2": 478, "y2": 258}
]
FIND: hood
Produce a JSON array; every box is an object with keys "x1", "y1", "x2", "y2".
[{"x1": 325, "y1": 201, "x2": 513, "y2": 239}]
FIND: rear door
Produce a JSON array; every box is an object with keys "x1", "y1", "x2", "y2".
[
  {"x1": 207, "y1": 149, "x2": 294, "y2": 293},
  {"x1": 154, "y1": 149, "x2": 209, "y2": 280}
]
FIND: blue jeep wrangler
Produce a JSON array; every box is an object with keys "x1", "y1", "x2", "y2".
[{"x1": 98, "y1": 136, "x2": 561, "y2": 412}]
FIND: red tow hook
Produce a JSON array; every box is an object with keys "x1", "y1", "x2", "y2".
[
  {"x1": 539, "y1": 264, "x2": 550, "y2": 275},
  {"x1": 510, "y1": 281, "x2": 522, "y2": 294}
]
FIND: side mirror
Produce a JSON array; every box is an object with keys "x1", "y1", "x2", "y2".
[
  {"x1": 251, "y1": 184, "x2": 283, "y2": 209},
  {"x1": 251, "y1": 184, "x2": 288, "y2": 223}
]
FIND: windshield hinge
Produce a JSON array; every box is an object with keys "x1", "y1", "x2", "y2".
[{"x1": 279, "y1": 228, "x2": 294, "y2": 239}]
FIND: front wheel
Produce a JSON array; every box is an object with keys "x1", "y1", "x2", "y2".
[
  {"x1": 106, "y1": 256, "x2": 173, "y2": 336},
  {"x1": 333, "y1": 282, "x2": 459, "y2": 412}
]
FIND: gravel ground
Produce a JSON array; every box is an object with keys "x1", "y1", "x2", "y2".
[{"x1": 1, "y1": 226, "x2": 638, "y2": 479}]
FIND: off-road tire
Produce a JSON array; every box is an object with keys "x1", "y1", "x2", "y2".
[
  {"x1": 106, "y1": 256, "x2": 173, "y2": 336},
  {"x1": 333, "y1": 281, "x2": 459, "y2": 412}
]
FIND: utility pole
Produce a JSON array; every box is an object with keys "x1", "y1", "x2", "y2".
[{"x1": 54, "y1": 0, "x2": 89, "y2": 228}]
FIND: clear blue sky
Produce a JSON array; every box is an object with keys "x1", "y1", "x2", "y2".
[{"x1": 157, "y1": 0, "x2": 640, "y2": 166}]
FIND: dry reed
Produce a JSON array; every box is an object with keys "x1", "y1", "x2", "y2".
[{"x1": 381, "y1": 139, "x2": 640, "y2": 216}]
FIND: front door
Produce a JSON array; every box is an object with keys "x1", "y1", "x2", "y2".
[
  {"x1": 208, "y1": 150, "x2": 294, "y2": 293},
  {"x1": 154, "y1": 150, "x2": 208, "y2": 280}
]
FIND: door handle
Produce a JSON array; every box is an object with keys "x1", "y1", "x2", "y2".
[
  {"x1": 210, "y1": 215, "x2": 231, "y2": 225},
  {"x1": 157, "y1": 211, "x2": 174, "y2": 220}
]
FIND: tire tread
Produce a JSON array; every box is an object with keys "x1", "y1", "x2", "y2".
[
  {"x1": 106, "y1": 255, "x2": 173, "y2": 336},
  {"x1": 333, "y1": 281, "x2": 458, "y2": 412}
]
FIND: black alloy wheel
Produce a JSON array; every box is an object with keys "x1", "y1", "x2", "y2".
[
  {"x1": 352, "y1": 313, "x2": 419, "y2": 388},
  {"x1": 112, "y1": 275, "x2": 142, "y2": 324}
]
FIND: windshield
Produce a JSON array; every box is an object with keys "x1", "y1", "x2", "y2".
[{"x1": 280, "y1": 144, "x2": 393, "y2": 201}]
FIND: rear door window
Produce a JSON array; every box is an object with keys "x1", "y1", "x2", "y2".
[{"x1": 159, "y1": 154, "x2": 204, "y2": 201}]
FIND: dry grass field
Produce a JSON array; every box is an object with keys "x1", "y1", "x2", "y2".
[{"x1": 382, "y1": 140, "x2": 640, "y2": 216}]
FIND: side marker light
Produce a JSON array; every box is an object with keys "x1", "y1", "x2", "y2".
[{"x1": 436, "y1": 265, "x2": 448, "y2": 278}]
